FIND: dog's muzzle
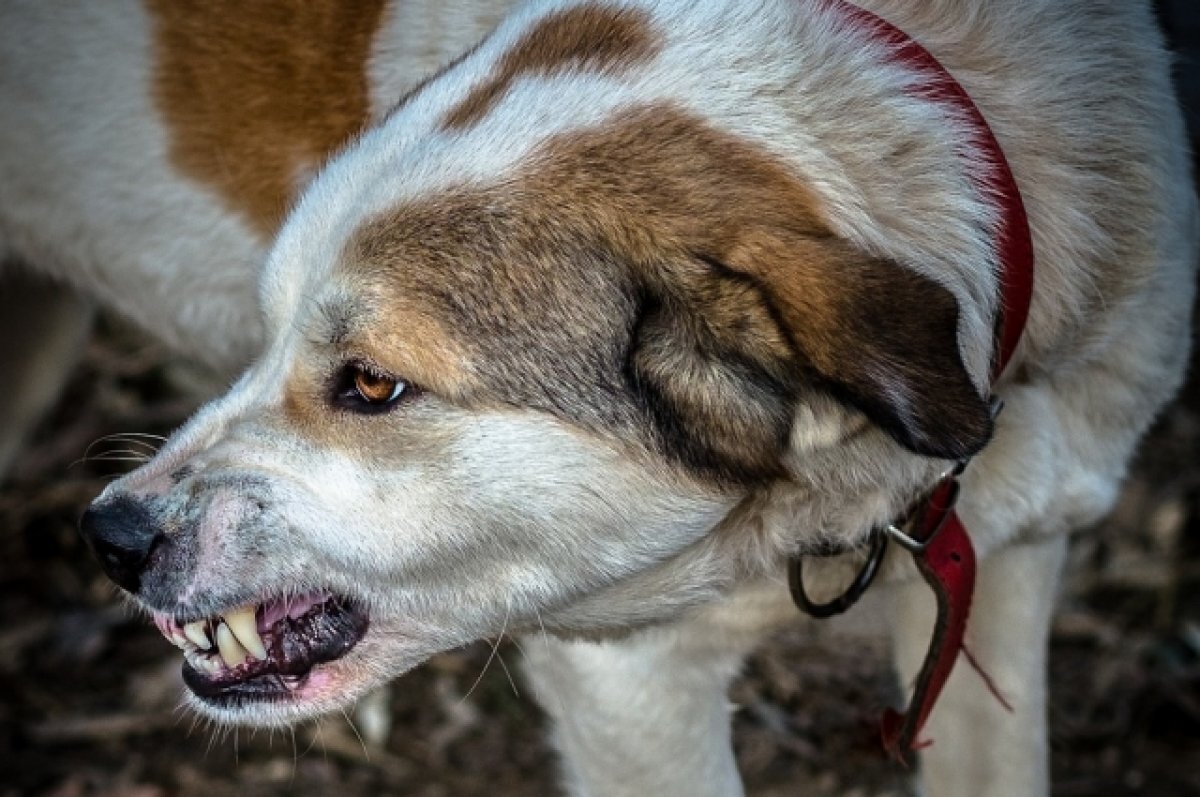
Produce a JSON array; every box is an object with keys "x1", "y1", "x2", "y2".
[{"x1": 79, "y1": 490, "x2": 372, "y2": 708}]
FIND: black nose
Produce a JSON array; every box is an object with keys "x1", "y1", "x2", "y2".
[{"x1": 79, "y1": 496, "x2": 163, "y2": 593}]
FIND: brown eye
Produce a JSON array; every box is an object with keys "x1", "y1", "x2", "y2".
[
  {"x1": 333, "y1": 363, "x2": 411, "y2": 413},
  {"x1": 354, "y1": 369, "x2": 402, "y2": 404}
]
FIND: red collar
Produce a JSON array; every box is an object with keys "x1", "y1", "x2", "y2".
[
  {"x1": 823, "y1": 0, "x2": 1034, "y2": 381},
  {"x1": 791, "y1": 0, "x2": 1035, "y2": 764}
]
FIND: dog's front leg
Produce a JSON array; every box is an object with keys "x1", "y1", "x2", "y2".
[
  {"x1": 889, "y1": 534, "x2": 1067, "y2": 797},
  {"x1": 0, "y1": 270, "x2": 93, "y2": 480},
  {"x1": 523, "y1": 619, "x2": 755, "y2": 797}
]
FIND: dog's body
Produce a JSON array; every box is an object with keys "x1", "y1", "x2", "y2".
[
  {"x1": 4, "y1": 1, "x2": 1195, "y2": 796},
  {"x1": 0, "y1": 0, "x2": 514, "y2": 472}
]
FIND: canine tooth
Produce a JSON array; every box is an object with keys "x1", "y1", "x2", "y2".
[
  {"x1": 223, "y1": 606, "x2": 267, "y2": 660},
  {"x1": 183, "y1": 621, "x2": 212, "y2": 650},
  {"x1": 168, "y1": 630, "x2": 188, "y2": 650},
  {"x1": 216, "y1": 622, "x2": 248, "y2": 668}
]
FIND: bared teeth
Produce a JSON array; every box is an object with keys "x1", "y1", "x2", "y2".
[
  {"x1": 222, "y1": 605, "x2": 267, "y2": 660},
  {"x1": 183, "y1": 620, "x2": 212, "y2": 650},
  {"x1": 215, "y1": 621, "x2": 248, "y2": 668},
  {"x1": 184, "y1": 648, "x2": 221, "y2": 676}
]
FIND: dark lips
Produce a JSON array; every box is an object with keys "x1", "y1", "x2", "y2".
[{"x1": 179, "y1": 595, "x2": 369, "y2": 704}]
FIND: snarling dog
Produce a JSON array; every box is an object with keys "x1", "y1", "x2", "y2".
[{"x1": 8, "y1": 0, "x2": 1194, "y2": 795}]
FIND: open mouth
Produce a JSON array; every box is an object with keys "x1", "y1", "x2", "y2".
[{"x1": 153, "y1": 591, "x2": 369, "y2": 705}]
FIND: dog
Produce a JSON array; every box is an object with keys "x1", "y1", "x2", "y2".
[{"x1": 4, "y1": 1, "x2": 1195, "y2": 795}]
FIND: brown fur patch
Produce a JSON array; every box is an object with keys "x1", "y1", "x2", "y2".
[
  {"x1": 317, "y1": 105, "x2": 990, "y2": 483},
  {"x1": 440, "y1": 5, "x2": 659, "y2": 130},
  {"x1": 321, "y1": 281, "x2": 479, "y2": 403},
  {"x1": 146, "y1": 0, "x2": 387, "y2": 237},
  {"x1": 514, "y1": 105, "x2": 991, "y2": 461}
]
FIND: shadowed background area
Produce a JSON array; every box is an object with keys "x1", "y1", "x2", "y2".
[{"x1": 1, "y1": 3, "x2": 1198, "y2": 795}]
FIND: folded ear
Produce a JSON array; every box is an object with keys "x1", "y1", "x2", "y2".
[
  {"x1": 722, "y1": 229, "x2": 994, "y2": 461},
  {"x1": 626, "y1": 260, "x2": 801, "y2": 485},
  {"x1": 627, "y1": 239, "x2": 992, "y2": 485}
]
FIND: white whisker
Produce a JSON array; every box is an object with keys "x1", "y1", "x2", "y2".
[
  {"x1": 340, "y1": 708, "x2": 371, "y2": 761},
  {"x1": 463, "y1": 597, "x2": 513, "y2": 703},
  {"x1": 493, "y1": 639, "x2": 520, "y2": 699}
]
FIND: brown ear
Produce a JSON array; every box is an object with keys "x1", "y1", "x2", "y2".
[
  {"x1": 626, "y1": 240, "x2": 991, "y2": 485},
  {"x1": 722, "y1": 230, "x2": 994, "y2": 461},
  {"x1": 626, "y1": 260, "x2": 800, "y2": 485}
]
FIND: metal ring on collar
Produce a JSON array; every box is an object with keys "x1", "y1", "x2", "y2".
[
  {"x1": 883, "y1": 522, "x2": 928, "y2": 553},
  {"x1": 788, "y1": 529, "x2": 889, "y2": 619}
]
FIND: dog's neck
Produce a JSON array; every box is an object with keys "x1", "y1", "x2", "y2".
[{"x1": 790, "y1": 0, "x2": 1034, "y2": 761}]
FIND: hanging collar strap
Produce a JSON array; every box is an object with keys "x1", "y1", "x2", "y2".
[{"x1": 789, "y1": 0, "x2": 1035, "y2": 764}]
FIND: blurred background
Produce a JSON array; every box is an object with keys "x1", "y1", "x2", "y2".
[{"x1": 2, "y1": 4, "x2": 1199, "y2": 796}]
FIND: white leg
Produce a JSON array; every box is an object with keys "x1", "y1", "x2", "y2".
[
  {"x1": 889, "y1": 535, "x2": 1067, "y2": 797},
  {"x1": 0, "y1": 270, "x2": 92, "y2": 481},
  {"x1": 523, "y1": 611, "x2": 768, "y2": 797},
  {"x1": 352, "y1": 684, "x2": 393, "y2": 749}
]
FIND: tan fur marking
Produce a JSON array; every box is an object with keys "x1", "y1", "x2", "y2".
[
  {"x1": 146, "y1": 0, "x2": 387, "y2": 237},
  {"x1": 515, "y1": 105, "x2": 864, "y2": 363},
  {"x1": 350, "y1": 302, "x2": 479, "y2": 404},
  {"x1": 279, "y1": 281, "x2": 474, "y2": 457},
  {"x1": 441, "y1": 5, "x2": 659, "y2": 130},
  {"x1": 280, "y1": 357, "x2": 460, "y2": 460},
  {"x1": 282, "y1": 272, "x2": 478, "y2": 428}
]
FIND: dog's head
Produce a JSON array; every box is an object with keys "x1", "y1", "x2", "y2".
[{"x1": 81, "y1": 1, "x2": 997, "y2": 725}]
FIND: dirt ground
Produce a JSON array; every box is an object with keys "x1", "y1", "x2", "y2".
[{"x1": 4, "y1": 7, "x2": 1200, "y2": 797}]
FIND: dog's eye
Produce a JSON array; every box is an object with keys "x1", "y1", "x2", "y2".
[
  {"x1": 333, "y1": 364, "x2": 412, "y2": 413},
  {"x1": 354, "y1": 369, "x2": 403, "y2": 403}
]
